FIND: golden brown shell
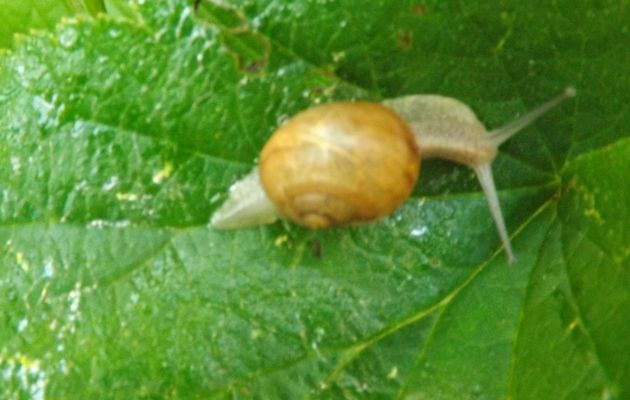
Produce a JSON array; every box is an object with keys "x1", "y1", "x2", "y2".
[{"x1": 259, "y1": 102, "x2": 420, "y2": 228}]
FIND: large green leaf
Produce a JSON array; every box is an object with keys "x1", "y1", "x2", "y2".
[{"x1": 0, "y1": 0, "x2": 628, "y2": 398}]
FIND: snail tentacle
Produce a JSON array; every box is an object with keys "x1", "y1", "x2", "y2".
[
  {"x1": 474, "y1": 164, "x2": 516, "y2": 264},
  {"x1": 488, "y1": 87, "x2": 576, "y2": 145}
]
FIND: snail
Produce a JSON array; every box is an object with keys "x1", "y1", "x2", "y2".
[{"x1": 210, "y1": 87, "x2": 576, "y2": 263}]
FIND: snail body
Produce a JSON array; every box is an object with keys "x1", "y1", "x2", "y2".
[{"x1": 211, "y1": 88, "x2": 576, "y2": 263}]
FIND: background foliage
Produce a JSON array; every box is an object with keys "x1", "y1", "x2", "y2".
[{"x1": 0, "y1": 0, "x2": 628, "y2": 398}]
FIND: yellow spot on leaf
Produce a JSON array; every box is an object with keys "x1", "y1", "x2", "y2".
[
  {"x1": 16, "y1": 252, "x2": 29, "y2": 272},
  {"x1": 274, "y1": 234, "x2": 289, "y2": 247},
  {"x1": 387, "y1": 366, "x2": 398, "y2": 380},
  {"x1": 152, "y1": 162, "x2": 174, "y2": 184},
  {"x1": 583, "y1": 207, "x2": 603, "y2": 224},
  {"x1": 567, "y1": 318, "x2": 579, "y2": 331},
  {"x1": 116, "y1": 192, "x2": 139, "y2": 201}
]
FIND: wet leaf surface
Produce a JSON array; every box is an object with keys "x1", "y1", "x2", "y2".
[{"x1": 0, "y1": 0, "x2": 628, "y2": 398}]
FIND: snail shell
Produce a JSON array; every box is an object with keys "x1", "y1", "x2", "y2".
[{"x1": 259, "y1": 102, "x2": 420, "y2": 228}]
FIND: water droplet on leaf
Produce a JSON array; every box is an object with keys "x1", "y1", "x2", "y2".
[{"x1": 58, "y1": 26, "x2": 78, "y2": 48}]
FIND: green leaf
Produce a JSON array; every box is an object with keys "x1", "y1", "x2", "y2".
[
  {"x1": 0, "y1": 0, "x2": 628, "y2": 398},
  {"x1": 0, "y1": 0, "x2": 106, "y2": 49}
]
